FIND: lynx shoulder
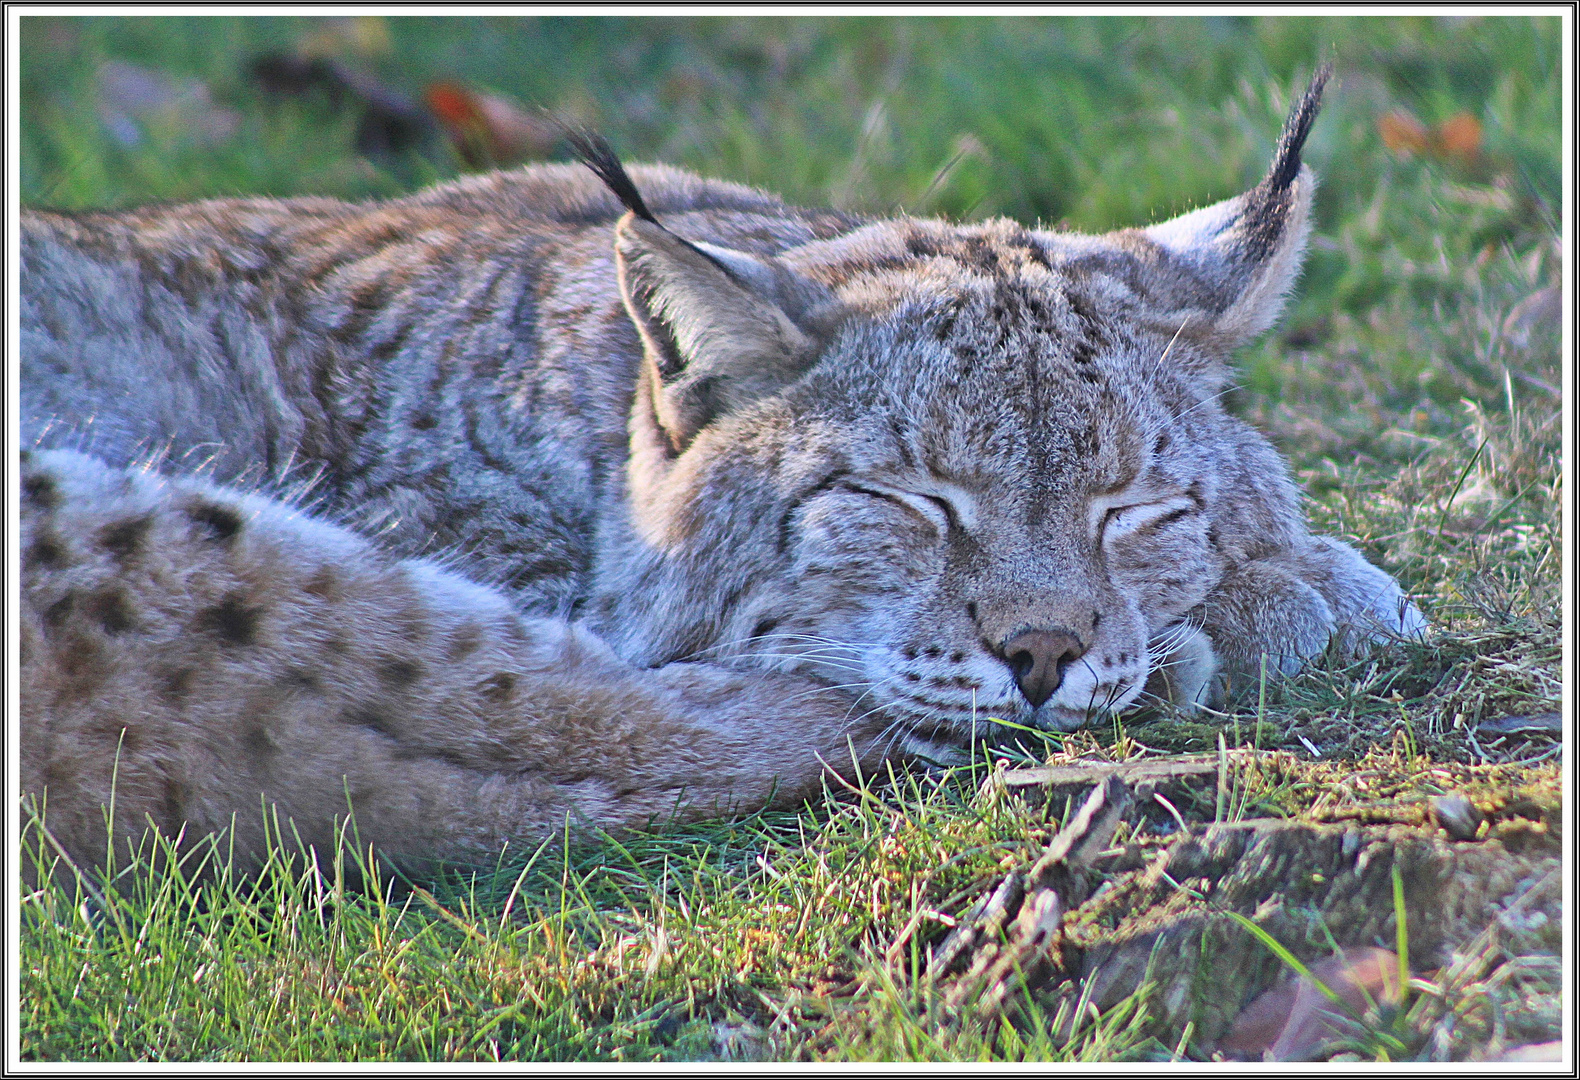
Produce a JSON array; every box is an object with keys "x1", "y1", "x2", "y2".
[{"x1": 20, "y1": 68, "x2": 1423, "y2": 872}]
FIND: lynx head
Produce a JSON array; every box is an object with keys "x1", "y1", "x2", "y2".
[{"x1": 581, "y1": 68, "x2": 1328, "y2": 748}]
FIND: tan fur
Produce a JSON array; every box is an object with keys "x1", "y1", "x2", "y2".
[{"x1": 20, "y1": 71, "x2": 1424, "y2": 873}]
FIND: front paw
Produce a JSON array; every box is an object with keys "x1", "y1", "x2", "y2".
[
  {"x1": 1301, "y1": 536, "x2": 1428, "y2": 644},
  {"x1": 1298, "y1": 536, "x2": 1427, "y2": 652},
  {"x1": 1200, "y1": 558, "x2": 1336, "y2": 684},
  {"x1": 1196, "y1": 539, "x2": 1425, "y2": 697}
]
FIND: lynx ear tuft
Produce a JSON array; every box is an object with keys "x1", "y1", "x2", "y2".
[
  {"x1": 564, "y1": 127, "x2": 659, "y2": 224},
  {"x1": 1136, "y1": 65, "x2": 1331, "y2": 347},
  {"x1": 1265, "y1": 62, "x2": 1330, "y2": 192}
]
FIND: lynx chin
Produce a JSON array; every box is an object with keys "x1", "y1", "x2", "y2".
[{"x1": 20, "y1": 66, "x2": 1423, "y2": 872}]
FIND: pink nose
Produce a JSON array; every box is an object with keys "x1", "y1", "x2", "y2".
[{"x1": 998, "y1": 629, "x2": 1087, "y2": 707}]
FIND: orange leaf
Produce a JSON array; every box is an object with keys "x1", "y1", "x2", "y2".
[
  {"x1": 1433, "y1": 112, "x2": 1482, "y2": 162},
  {"x1": 425, "y1": 82, "x2": 482, "y2": 127},
  {"x1": 1377, "y1": 110, "x2": 1429, "y2": 155},
  {"x1": 424, "y1": 82, "x2": 557, "y2": 168}
]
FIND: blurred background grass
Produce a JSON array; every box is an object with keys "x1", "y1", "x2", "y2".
[{"x1": 19, "y1": 15, "x2": 1562, "y2": 221}]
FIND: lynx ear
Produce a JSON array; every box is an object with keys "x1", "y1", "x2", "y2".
[
  {"x1": 614, "y1": 217, "x2": 827, "y2": 451},
  {"x1": 1137, "y1": 65, "x2": 1330, "y2": 346},
  {"x1": 565, "y1": 127, "x2": 834, "y2": 451}
]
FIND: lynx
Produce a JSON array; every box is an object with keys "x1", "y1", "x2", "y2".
[{"x1": 20, "y1": 68, "x2": 1422, "y2": 872}]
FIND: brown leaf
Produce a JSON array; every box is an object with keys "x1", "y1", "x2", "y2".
[
  {"x1": 1218, "y1": 946, "x2": 1404, "y2": 1061},
  {"x1": 246, "y1": 54, "x2": 429, "y2": 160},
  {"x1": 1430, "y1": 795, "x2": 1484, "y2": 841},
  {"x1": 425, "y1": 82, "x2": 559, "y2": 169},
  {"x1": 1433, "y1": 111, "x2": 1482, "y2": 162},
  {"x1": 1378, "y1": 108, "x2": 1483, "y2": 167},
  {"x1": 1377, "y1": 110, "x2": 1429, "y2": 155}
]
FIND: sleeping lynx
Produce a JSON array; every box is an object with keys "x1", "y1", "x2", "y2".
[{"x1": 20, "y1": 67, "x2": 1422, "y2": 871}]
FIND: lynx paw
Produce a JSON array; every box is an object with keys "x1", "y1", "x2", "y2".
[
  {"x1": 1199, "y1": 538, "x2": 1426, "y2": 697},
  {"x1": 1299, "y1": 535, "x2": 1427, "y2": 652}
]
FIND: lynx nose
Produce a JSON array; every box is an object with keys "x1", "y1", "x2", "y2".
[{"x1": 998, "y1": 629, "x2": 1087, "y2": 708}]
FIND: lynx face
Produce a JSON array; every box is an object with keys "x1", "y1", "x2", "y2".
[
  {"x1": 774, "y1": 300, "x2": 1224, "y2": 741},
  {"x1": 602, "y1": 237, "x2": 1246, "y2": 745},
  {"x1": 771, "y1": 315, "x2": 1213, "y2": 738}
]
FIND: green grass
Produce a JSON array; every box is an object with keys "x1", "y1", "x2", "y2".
[
  {"x1": 17, "y1": 14, "x2": 1564, "y2": 1063},
  {"x1": 22, "y1": 754, "x2": 1161, "y2": 1061}
]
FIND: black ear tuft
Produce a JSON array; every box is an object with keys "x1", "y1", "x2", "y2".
[
  {"x1": 1264, "y1": 64, "x2": 1332, "y2": 192},
  {"x1": 562, "y1": 127, "x2": 658, "y2": 224}
]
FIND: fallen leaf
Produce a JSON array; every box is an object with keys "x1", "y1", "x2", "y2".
[
  {"x1": 248, "y1": 53, "x2": 341, "y2": 98},
  {"x1": 1378, "y1": 110, "x2": 1429, "y2": 155},
  {"x1": 246, "y1": 53, "x2": 430, "y2": 160},
  {"x1": 1218, "y1": 946, "x2": 1404, "y2": 1061},
  {"x1": 1430, "y1": 795, "x2": 1484, "y2": 841},
  {"x1": 1377, "y1": 108, "x2": 1483, "y2": 167},
  {"x1": 1477, "y1": 709, "x2": 1562, "y2": 737},
  {"x1": 1434, "y1": 111, "x2": 1482, "y2": 162},
  {"x1": 425, "y1": 82, "x2": 559, "y2": 168}
]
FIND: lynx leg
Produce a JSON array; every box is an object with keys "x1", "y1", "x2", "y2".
[
  {"x1": 1196, "y1": 555, "x2": 1336, "y2": 698},
  {"x1": 20, "y1": 451, "x2": 881, "y2": 877}
]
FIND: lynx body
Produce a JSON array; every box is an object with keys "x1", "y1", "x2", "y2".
[{"x1": 20, "y1": 70, "x2": 1422, "y2": 870}]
